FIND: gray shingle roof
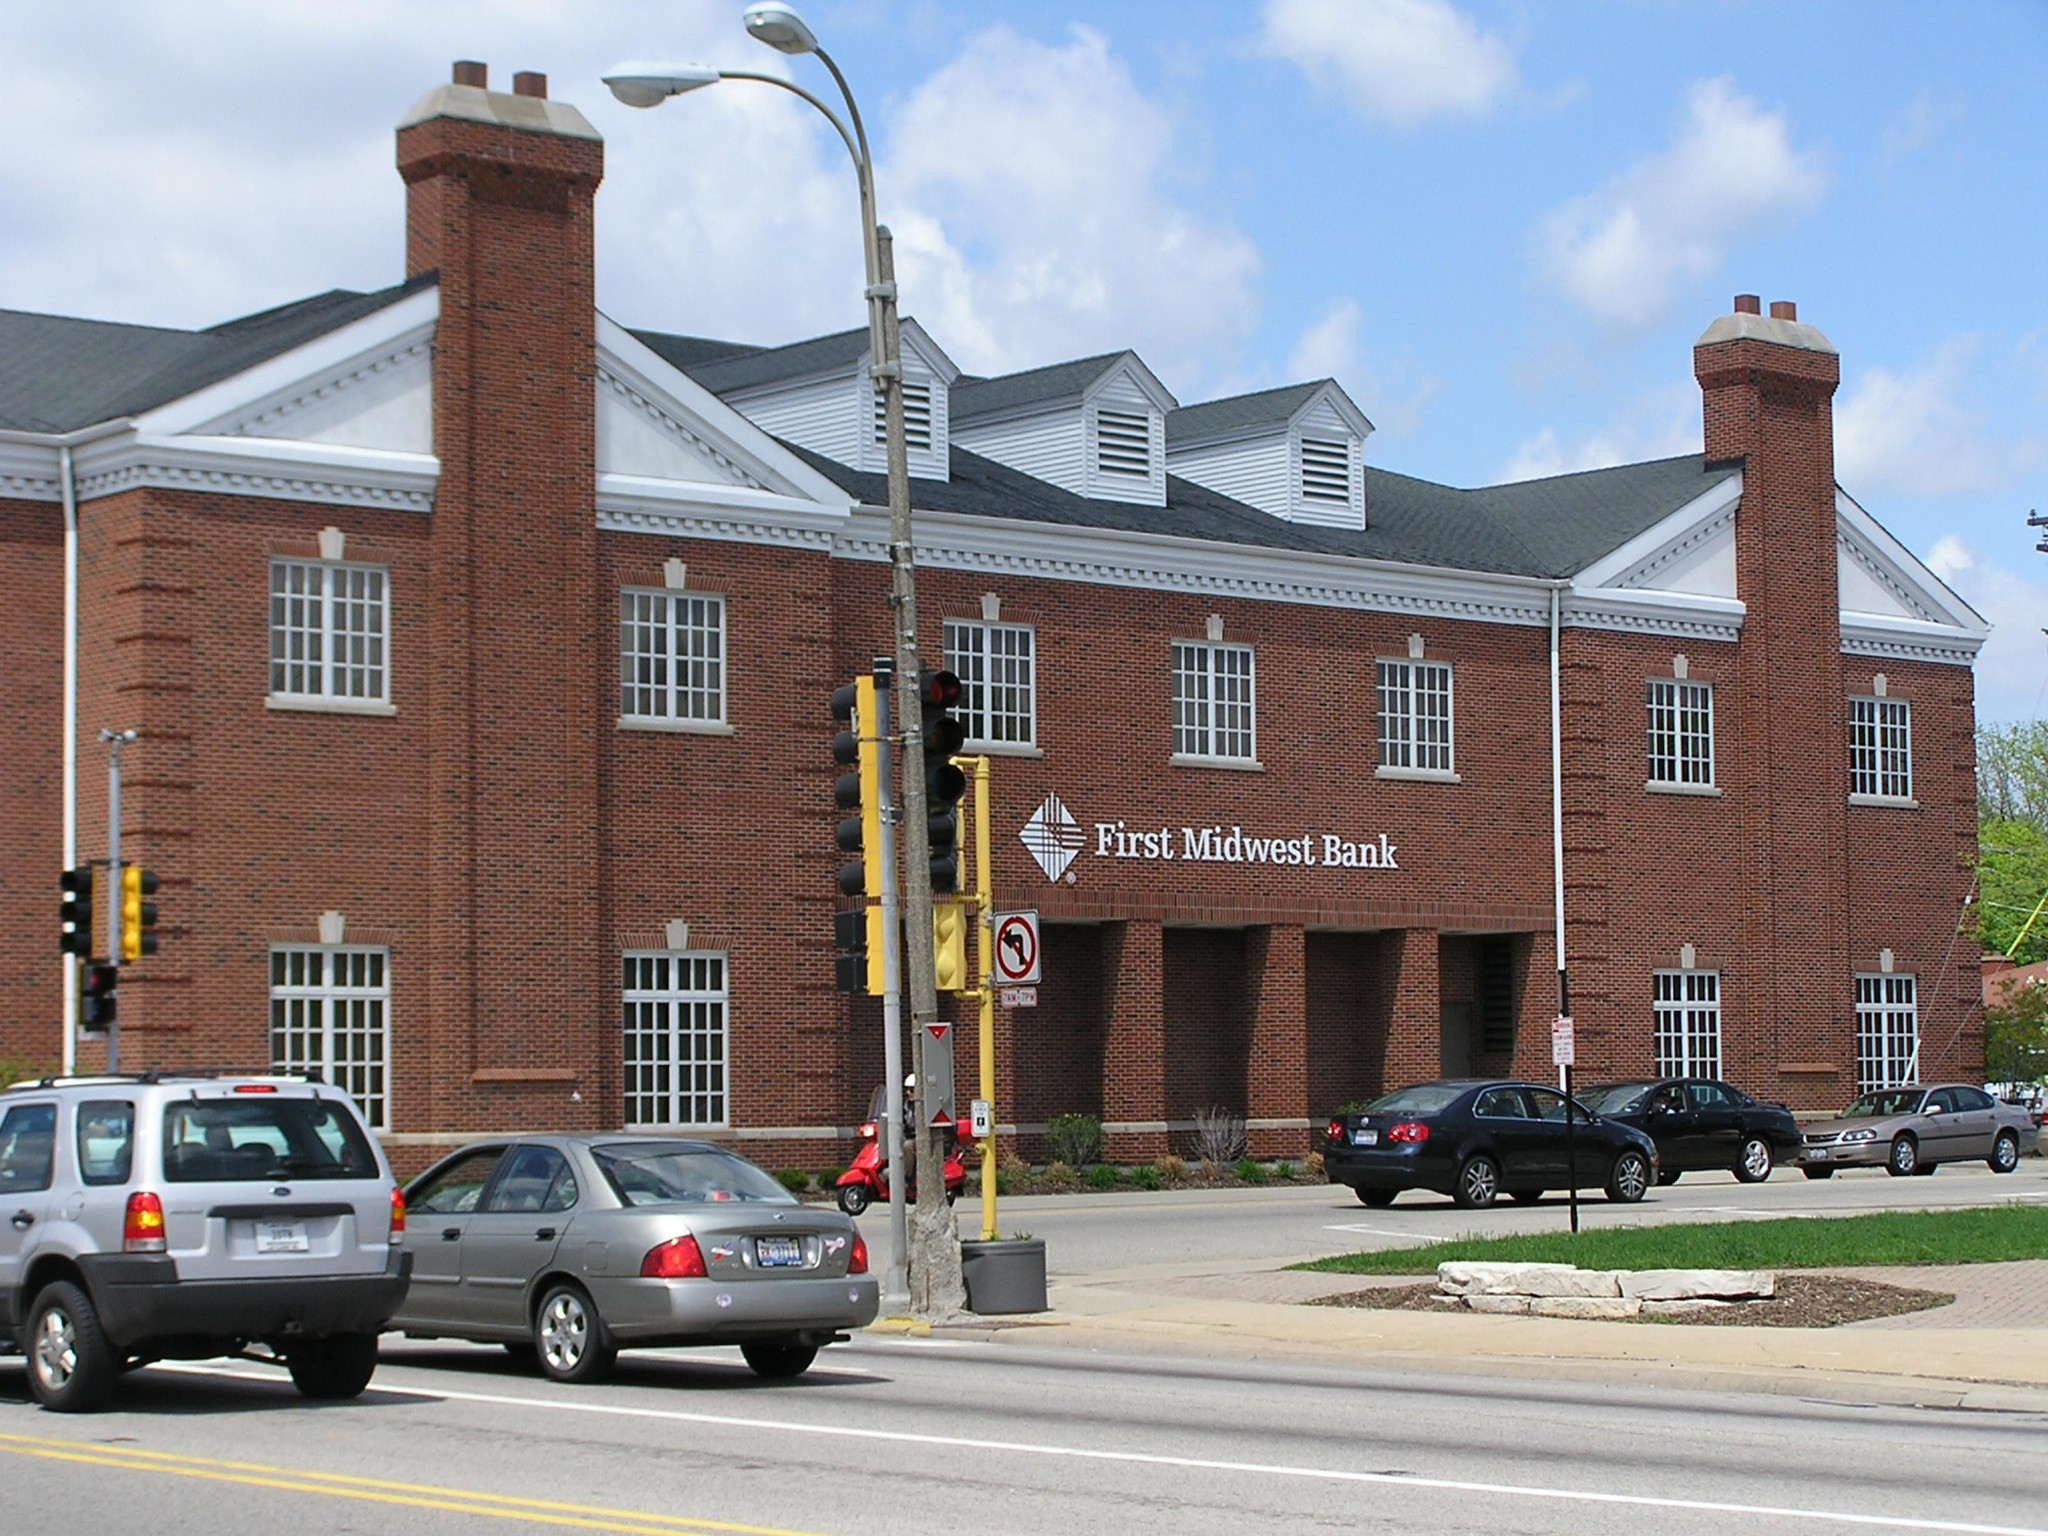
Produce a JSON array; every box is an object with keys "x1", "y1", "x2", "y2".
[
  {"x1": 1165, "y1": 381, "x2": 1327, "y2": 444},
  {"x1": 949, "y1": 352, "x2": 1130, "y2": 424},
  {"x1": 0, "y1": 277, "x2": 434, "y2": 434},
  {"x1": 627, "y1": 331, "x2": 764, "y2": 377},
  {"x1": 640, "y1": 326, "x2": 868, "y2": 397}
]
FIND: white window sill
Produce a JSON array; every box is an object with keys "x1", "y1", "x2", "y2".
[
  {"x1": 267, "y1": 696, "x2": 396, "y2": 717},
  {"x1": 618, "y1": 717, "x2": 735, "y2": 736},
  {"x1": 1849, "y1": 793, "x2": 1918, "y2": 809},
  {"x1": 1170, "y1": 752, "x2": 1263, "y2": 772},
  {"x1": 625, "y1": 1122, "x2": 730, "y2": 1137},
  {"x1": 964, "y1": 741, "x2": 1044, "y2": 758},
  {"x1": 1375, "y1": 766, "x2": 1461, "y2": 783},
  {"x1": 1645, "y1": 780, "x2": 1722, "y2": 797}
]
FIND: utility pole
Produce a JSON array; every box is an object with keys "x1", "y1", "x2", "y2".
[{"x1": 99, "y1": 728, "x2": 136, "y2": 1072}]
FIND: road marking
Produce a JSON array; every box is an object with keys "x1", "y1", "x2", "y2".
[
  {"x1": 0, "y1": 1430, "x2": 829, "y2": 1536},
  {"x1": 157, "y1": 1363, "x2": 2048, "y2": 1536}
]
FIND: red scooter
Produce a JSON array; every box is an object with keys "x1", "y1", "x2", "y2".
[{"x1": 835, "y1": 1085, "x2": 968, "y2": 1216}]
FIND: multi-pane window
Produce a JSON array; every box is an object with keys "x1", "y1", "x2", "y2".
[
  {"x1": 270, "y1": 948, "x2": 389, "y2": 1130},
  {"x1": 945, "y1": 620, "x2": 1035, "y2": 747},
  {"x1": 620, "y1": 590, "x2": 726, "y2": 724},
  {"x1": 1653, "y1": 970, "x2": 1721, "y2": 1079},
  {"x1": 1172, "y1": 642, "x2": 1255, "y2": 761},
  {"x1": 1647, "y1": 679, "x2": 1714, "y2": 787},
  {"x1": 623, "y1": 952, "x2": 728, "y2": 1127},
  {"x1": 1855, "y1": 973, "x2": 1918, "y2": 1091},
  {"x1": 1849, "y1": 697, "x2": 1912, "y2": 800},
  {"x1": 269, "y1": 560, "x2": 387, "y2": 703},
  {"x1": 1377, "y1": 660, "x2": 1454, "y2": 772}
]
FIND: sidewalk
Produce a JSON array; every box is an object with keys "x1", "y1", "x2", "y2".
[{"x1": 918, "y1": 1259, "x2": 2048, "y2": 1413}]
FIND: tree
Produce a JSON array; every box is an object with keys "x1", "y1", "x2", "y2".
[
  {"x1": 1978, "y1": 721, "x2": 2048, "y2": 832},
  {"x1": 1976, "y1": 818, "x2": 2048, "y2": 965},
  {"x1": 1984, "y1": 972, "x2": 2048, "y2": 1088}
]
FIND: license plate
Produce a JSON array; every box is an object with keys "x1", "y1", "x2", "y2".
[
  {"x1": 256, "y1": 1221, "x2": 308, "y2": 1253},
  {"x1": 755, "y1": 1236, "x2": 803, "y2": 1268},
  {"x1": 1352, "y1": 1128, "x2": 1378, "y2": 1146}
]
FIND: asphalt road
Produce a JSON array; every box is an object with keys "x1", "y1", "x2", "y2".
[
  {"x1": 866, "y1": 1155, "x2": 2048, "y2": 1285},
  {"x1": 2, "y1": 1325, "x2": 2044, "y2": 1535}
]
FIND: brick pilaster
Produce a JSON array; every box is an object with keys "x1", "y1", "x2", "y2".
[
  {"x1": 1246, "y1": 923, "x2": 1307, "y2": 1155},
  {"x1": 1101, "y1": 920, "x2": 1165, "y2": 1160}
]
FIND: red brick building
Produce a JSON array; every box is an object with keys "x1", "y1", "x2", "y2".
[{"x1": 0, "y1": 66, "x2": 1988, "y2": 1169}]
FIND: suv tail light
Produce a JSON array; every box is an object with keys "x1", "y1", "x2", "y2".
[
  {"x1": 641, "y1": 1235, "x2": 708, "y2": 1279},
  {"x1": 1386, "y1": 1121, "x2": 1431, "y2": 1144},
  {"x1": 1325, "y1": 1118, "x2": 1344, "y2": 1144},
  {"x1": 849, "y1": 1232, "x2": 869, "y2": 1275},
  {"x1": 123, "y1": 1191, "x2": 167, "y2": 1253},
  {"x1": 389, "y1": 1186, "x2": 407, "y2": 1244}
]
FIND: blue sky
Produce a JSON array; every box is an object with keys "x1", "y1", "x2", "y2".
[{"x1": 3, "y1": 0, "x2": 2041, "y2": 720}]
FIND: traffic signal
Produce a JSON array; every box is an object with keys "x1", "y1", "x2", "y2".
[
  {"x1": 59, "y1": 866, "x2": 97, "y2": 957},
  {"x1": 834, "y1": 906, "x2": 886, "y2": 996},
  {"x1": 932, "y1": 900, "x2": 968, "y2": 993},
  {"x1": 918, "y1": 669, "x2": 967, "y2": 893},
  {"x1": 120, "y1": 865, "x2": 160, "y2": 961},
  {"x1": 78, "y1": 962, "x2": 118, "y2": 1033},
  {"x1": 831, "y1": 677, "x2": 883, "y2": 899}
]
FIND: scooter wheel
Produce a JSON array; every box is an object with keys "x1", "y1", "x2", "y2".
[{"x1": 836, "y1": 1183, "x2": 871, "y2": 1217}]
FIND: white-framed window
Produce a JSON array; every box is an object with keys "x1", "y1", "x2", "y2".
[
  {"x1": 1652, "y1": 970, "x2": 1721, "y2": 1079},
  {"x1": 1647, "y1": 678, "x2": 1714, "y2": 788},
  {"x1": 945, "y1": 619, "x2": 1035, "y2": 747},
  {"x1": 1849, "y1": 697, "x2": 1912, "y2": 800},
  {"x1": 1377, "y1": 660, "x2": 1454, "y2": 773},
  {"x1": 269, "y1": 559, "x2": 388, "y2": 703},
  {"x1": 1172, "y1": 641, "x2": 1255, "y2": 761},
  {"x1": 620, "y1": 590, "x2": 726, "y2": 725},
  {"x1": 1855, "y1": 973, "x2": 1918, "y2": 1091},
  {"x1": 270, "y1": 947, "x2": 389, "y2": 1130},
  {"x1": 623, "y1": 952, "x2": 727, "y2": 1128}
]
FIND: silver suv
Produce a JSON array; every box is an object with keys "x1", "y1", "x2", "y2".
[{"x1": 0, "y1": 1071, "x2": 411, "y2": 1411}]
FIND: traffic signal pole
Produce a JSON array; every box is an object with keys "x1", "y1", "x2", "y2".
[
  {"x1": 969, "y1": 755, "x2": 1000, "y2": 1242},
  {"x1": 871, "y1": 664, "x2": 911, "y2": 1309},
  {"x1": 99, "y1": 727, "x2": 136, "y2": 1072}
]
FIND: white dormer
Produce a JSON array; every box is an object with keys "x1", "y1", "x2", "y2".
[
  {"x1": 1166, "y1": 380, "x2": 1373, "y2": 529},
  {"x1": 951, "y1": 351, "x2": 1177, "y2": 506},
  {"x1": 690, "y1": 320, "x2": 959, "y2": 482}
]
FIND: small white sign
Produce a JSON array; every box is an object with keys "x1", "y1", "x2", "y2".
[
  {"x1": 970, "y1": 1099, "x2": 993, "y2": 1138},
  {"x1": 1551, "y1": 1014, "x2": 1575, "y2": 1068},
  {"x1": 992, "y1": 911, "x2": 1042, "y2": 985},
  {"x1": 1000, "y1": 986, "x2": 1038, "y2": 1009}
]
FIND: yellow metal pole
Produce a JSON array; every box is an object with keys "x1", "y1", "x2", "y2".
[
  {"x1": 2009, "y1": 889, "x2": 2048, "y2": 959},
  {"x1": 973, "y1": 755, "x2": 998, "y2": 1240}
]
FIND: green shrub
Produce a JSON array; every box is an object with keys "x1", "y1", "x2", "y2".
[
  {"x1": 1233, "y1": 1157, "x2": 1268, "y2": 1185},
  {"x1": 1044, "y1": 1160, "x2": 1082, "y2": 1190},
  {"x1": 1274, "y1": 1161, "x2": 1297, "y2": 1181},
  {"x1": 1131, "y1": 1165, "x2": 1162, "y2": 1191},
  {"x1": 993, "y1": 1169, "x2": 1013, "y2": 1197},
  {"x1": 1086, "y1": 1163, "x2": 1118, "y2": 1190},
  {"x1": 817, "y1": 1166, "x2": 846, "y2": 1188},
  {"x1": 774, "y1": 1167, "x2": 810, "y2": 1194},
  {"x1": 1046, "y1": 1112, "x2": 1104, "y2": 1167},
  {"x1": 0, "y1": 1054, "x2": 52, "y2": 1091}
]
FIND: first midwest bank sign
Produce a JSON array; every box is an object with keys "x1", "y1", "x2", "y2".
[{"x1": 1018, "y1": 794, "x2": 1400, "y2": 884}]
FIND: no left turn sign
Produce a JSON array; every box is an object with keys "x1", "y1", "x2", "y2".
[{"x1": 992, "y1": 911, "x2": 1042, "y2": 985}]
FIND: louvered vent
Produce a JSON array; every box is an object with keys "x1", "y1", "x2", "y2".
[
  {"x1": 1095, "y1": 409, "x2": 1151, "y2": 478},
  {"x1": 1300, "y1": 436, "x2": 1351, "y2": 503},
  {"x1": 872, "y1": 382, "x2": 934, "y2": 452}
]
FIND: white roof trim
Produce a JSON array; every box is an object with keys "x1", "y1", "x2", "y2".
[
  {"x1": 70, "y1": 430, "x2": 437, "y2": 512},
  {"x1": 1081, "y1": 352, "x2": 1178, "y2": 414},
  {"x1": 1835, "y1": 486, "x2": 1987, "y2": 634},
  {"x1": 1571, "y1": 473, "x2": 1744, "y2": 593}
]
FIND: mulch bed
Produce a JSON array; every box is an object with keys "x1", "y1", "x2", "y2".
[{"x1": 1311, "y1": 1272, "x2": 1954, "y2": 1327}]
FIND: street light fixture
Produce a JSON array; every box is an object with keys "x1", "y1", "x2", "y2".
[{"x1": 602, "y1": 5, "x2": 962, "y2": 1319}]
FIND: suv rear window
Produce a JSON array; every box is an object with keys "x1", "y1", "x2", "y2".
[{"x1": 161, "y1": 1096, "x2": 378, "y2": 1183}]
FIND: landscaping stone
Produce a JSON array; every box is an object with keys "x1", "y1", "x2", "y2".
[
  {"x1": 1619, "y1": 1269, "x2": 1776, "y2": 1302},
  {"x1": 1437, "y1": 1261, "x2": 1621, "y2": 1298},
  {"x1": 1527, "y1": 1296, "x2": 1643, "y2": 1320},
  {"x1": 1463, "y1": 1294, "x2": 1533, "y2": 1314},
  {"x1": 1436, "y1": 1261, "x2": 1579, "y2": 1296}
]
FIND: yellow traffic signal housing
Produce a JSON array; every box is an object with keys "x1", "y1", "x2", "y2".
[
  {"x1": 832, "y1": 676, "x2": 883, "y2": 899},
  {"x1": 120, "y1": 864, "x2": 160, "y2": 962},
  {"x1": 933, "y1": 899, "x2": 968, "y2": 994}
]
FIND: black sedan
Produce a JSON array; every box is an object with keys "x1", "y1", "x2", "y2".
[
  {"x1": 1323, "y1": 1080, "x2": 1659, "y2": 1209},
  {"x1": 1581, "y1": 1078, "x2": 1803, "y2": 1184}
]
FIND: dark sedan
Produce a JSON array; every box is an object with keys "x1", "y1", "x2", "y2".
[
  {"x1": 1323, "y1": 1080, "x2": 1659, "y2": 1209},
  {"x1": 1581, "y1": 1077, "x2": 1803, "y2": 1184}
]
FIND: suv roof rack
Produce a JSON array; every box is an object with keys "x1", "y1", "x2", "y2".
[{"x1": 4, "y1": 1066, "x2": 326, "y2": 1092}]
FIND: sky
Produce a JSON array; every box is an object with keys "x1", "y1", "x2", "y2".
[{"x1": 2, "y1": 0, "x2": 2042, "y2": 724}]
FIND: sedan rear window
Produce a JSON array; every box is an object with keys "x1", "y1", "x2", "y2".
[
  {"x1": 162, "y1": 1098, "x2": 378, "y2": 1182},
  {"x1": 1362, "y1": 1085, "x2": 1463, "y2": 1115},
  {"x1": 1586, "y1": 1084, "x2": 1651, "y2": 1115},
  {"x1": 593, "y1": 1143, "x2": 796, "y2": 1206}
]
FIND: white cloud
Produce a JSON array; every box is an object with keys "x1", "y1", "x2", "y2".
[
  {"x1": 1882, "y1": 89, "x2": 1966, "y2": 164},
  {"x1": 1835, "y1": 339, "x2": 2032, "y2": 498},
  {"x1": 1536, "y1": 77, "x2": 1826, "y2": 332},
  {"x1": 881, "y1": 26, "x2": 1262, "y2": 385},
  {"x1": 1288, "y1": 299, "x2": 1363, "y2": 380},
  {"x1": 1285, "y1": 298, "x2": 1439, "y2": 437},
  {"x1": 1923, "y1": 537, "x2": 2048, "y2": 726},
  {"x1": 1498, "y1": 389, "x2": 1699, "y2": 482},
  {"x1": 1259, "y1": 0, "x2": 1517, "y2": 129}
]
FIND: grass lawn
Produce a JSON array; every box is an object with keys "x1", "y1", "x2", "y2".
[{"x1": 1295, "y1": 1203, "x2": 2048, "y2": 1275}]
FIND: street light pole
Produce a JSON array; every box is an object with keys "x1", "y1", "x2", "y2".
[{"x1": 605, "y1": 3, "x2": 964, "y2": 1317}]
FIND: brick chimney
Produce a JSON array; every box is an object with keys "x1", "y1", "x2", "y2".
[
  {"x1": 1694, "y1": 297, "x2": 1849, "y2": 1103},
  {"x1": 393, "y1": 65, "x2": 609, "y2": 1126}
]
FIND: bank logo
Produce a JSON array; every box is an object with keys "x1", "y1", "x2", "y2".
[{"x1": 1020, "y1": 793, "x2": 1086, "y2": 882}]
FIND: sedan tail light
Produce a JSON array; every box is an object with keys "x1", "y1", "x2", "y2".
[
  {"x1": 389, "y1": 1186, "x2": 407, "y2": 1244},
  {"x1": 123, "y1": 1191, "x2": 167, "y2": 1253},
  {"x1": 849, "y1": 1232, "x2": 869, "y2": 1275},
  {"x1": 641, "y1": 1235, "x2": 709, "y2": 1278},
  {"x1": 1325, "y1": 1118, "x2": 1344, "y2": 1144},
  {"x1": 1386, "y1": 1121, "x2": 1431, "y2": 1144}
]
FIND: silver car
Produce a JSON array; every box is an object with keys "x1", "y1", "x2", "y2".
[
  {"x1": 1799, "y1": 1083, "x2": 2038, "y2": 1179},
  {"x1": 391, "y1": 1136, "x2": 878, "y2": 1382}
]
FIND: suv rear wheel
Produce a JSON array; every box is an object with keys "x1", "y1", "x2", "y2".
[
  {"x1": 27, "y1": 1281, "x2": 117, "y2": 1413},
  {"x1": 287, "y1": 1332, "x2": 380, "y2": 1400}
]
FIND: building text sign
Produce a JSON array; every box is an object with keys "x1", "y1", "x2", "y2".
[{"x1": 1093, "y1": 821, "x2": 1398, "y2": 869}]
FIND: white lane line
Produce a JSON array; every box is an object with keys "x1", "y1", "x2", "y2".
[{"x1": 159, "y1": 1363, "x2": 2045, "y2": 1536}]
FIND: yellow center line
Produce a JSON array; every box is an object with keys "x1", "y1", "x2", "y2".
[{"x1": 0, "y1": 1432, "x2": 832, "y2": 1536}]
